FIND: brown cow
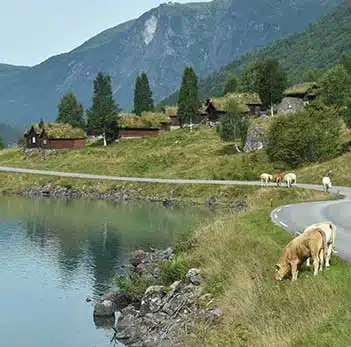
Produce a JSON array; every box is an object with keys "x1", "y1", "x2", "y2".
[
  {"x1": 275, "y1": 228, "x2": 327, "y2": 281},
  {"x1": 272, "y1": 172, "x2": 285, "y2": 186}
]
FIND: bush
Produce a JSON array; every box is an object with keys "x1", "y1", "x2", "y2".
[
  {"x1": 216, "y1": 99, "x2": 249, "y2": 148},
  {"x1": 266, "y1": 102, "x2": 342, "y2": 167},
  {"x1": 159, "y1": 253, "x2": 191, "y2": 286}
]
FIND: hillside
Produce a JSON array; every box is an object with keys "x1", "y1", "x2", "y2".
[
  {"x1": 162, "y1": 0, "x2": 351, "y2": 105},
  {"x1": 0, "y1": 0, "x2": 342, "y2": 128},
  {"x1": 0, "y1": 63, "x2": 29, "y2": 78}
]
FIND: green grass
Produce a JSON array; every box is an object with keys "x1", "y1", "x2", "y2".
[{"x1": 179, "y1": 188, "x2": 351, "y2": 347}]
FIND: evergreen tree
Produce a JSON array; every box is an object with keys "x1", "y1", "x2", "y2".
[
  {"x1": 133, "y1": 72, "x2": 154, "y2": 115},
  {"x1": 177, "y1": 67, "x2": 200, "y2": 127},
  {"x1": 0, "y1": 136, "x2": 4, "y2": 149},
  {"x1": 223, "y1": 72, "x2": 238, "y2": 95},
  {"x1": 320, "y1": 64, "x2": 351, "y2": 107},
  {"x1": 239, "y1": 58, "x2": 287, "y2": 115},
  {"x1": 56, "y1": 91, "x2": 85, "y2": 129},
  {"x1": 38, "y1": 117, "x2": 45, "y2": 129},
  {"x1": 86, "y1": 72, "x2": 120, "y2": 146}
]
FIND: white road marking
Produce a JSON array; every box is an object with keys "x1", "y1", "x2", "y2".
[{"x1": 280, "y1": 221, "x2": 288, "y2": 227}]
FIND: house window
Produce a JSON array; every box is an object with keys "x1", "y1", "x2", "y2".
[
  {"x1": 43, "y1": 139, "x2": 47, "y2": 145},
  {"x1": 32, "y1": 136, "x2": 36, "y2": 144}
]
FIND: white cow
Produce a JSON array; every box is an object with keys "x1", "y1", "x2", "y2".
[
  {"x1": 304, "y1": 221, "x2": 337, "y2": 269},
  {"x1": 322, "y1": 176, "x2": 332, "y2": 192},
  {"x1": 260, "y1": 173, "x2": 273, "y2": 186},
  {"x1": 283, "y1": 173, "x2": 297, "y2": 188}
]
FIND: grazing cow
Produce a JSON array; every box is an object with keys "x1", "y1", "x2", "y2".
[
  {"x1": 322, "y1": 176, "x2": 332, "y2": 192},
  {"x1": 283, "y1": 173, "x2": 297, "y2": 187},
  {"x1": 275, "y1": 227, "x2": 327, "y2": 281},
  {"x1": 272, "y1": 172, "x2": 285, "y2": 186},
  {"x1": 260, "y1": 173, "x2": 273, "y2": 186},
  {"x1": 304, "y1": 221, "x2": 337, "y2": 268}
]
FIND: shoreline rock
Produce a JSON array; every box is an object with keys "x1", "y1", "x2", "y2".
[
  {"x1": 1, "y1": 184, "x2": 249, "y2": 210},
  {"x1": 94, "y1": 248, "x2": 223, "y2": 347}
]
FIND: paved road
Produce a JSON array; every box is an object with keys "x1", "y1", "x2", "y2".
[
  {"x1": 271, "y1": 185, "x2": 351, "y2": 261},
  {"x1": 1, "y1": 166, "x2": 351, "y2": 260}
]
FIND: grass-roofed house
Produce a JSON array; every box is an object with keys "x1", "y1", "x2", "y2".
[
  {"x1": 203, "y1": 92, "x2": 262, "y2": 121},
  {"x1": 24, "y1": 123, "x2": 85, "y2": 149},
  {"x1": 165, "y1": 92, "x2": 262, "y2": 126},
  {"x1": 278, "y1": 82, "x2": 320, "y2": 114}
]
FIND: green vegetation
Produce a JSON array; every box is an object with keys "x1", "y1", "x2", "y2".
[
  {"x1": 162, "y1": 2, "x2": 351, "y2": 105},
  {"x1": 216, "y1": 99, "x2": 249, "y2": 149},
  {"x1": 32, "y1": 122, "x2": 85, "y2": 138},
  {"x1": 56, "y1": 91, "x2": 85, "y2": 129},
  {"x1": 86, "y1": 72, "x2": 120, "y2": 146},
  {"x1": 119, "y1": 112, "x2": 170, "y2": 128},
  {"x1": 320, "y1": 64, "x2": 351, "y2": 107},
  {"x1": 223, "y1": 72, "x2": 238, "y2": 95},
  {"x1": 0, "y1": 123, "x2": 22, "y2": 146},
  {"x1": 0, "y1": 136, "x2": 4, "y2": 149},
  {"x1": 177, "y1": 67, "x2": 200, "y2": 127},
  {"x1": 266, "y1": 102, "x2": 342, "y2": 167},
  {"x1": 177, "y1": 188, "x2": 350, "y2": 347},
  {"x1": 133, "y1": 72, "x2": 154, "y2": 115},
  {"x1": 239, "y1": 58, "x2": 287, "y2": 114}
]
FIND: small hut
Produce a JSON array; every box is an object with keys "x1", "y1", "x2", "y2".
[
  {"x1": 278, "y1": 82, "x2": 320, "y2": 114},
  {"x1": 24, "y1": 123, "x2": 85, "y2": 149}
]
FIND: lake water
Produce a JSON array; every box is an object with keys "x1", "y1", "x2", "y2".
[{"x1": 0, "y1": 196, "x2": 214, "y2": 347}]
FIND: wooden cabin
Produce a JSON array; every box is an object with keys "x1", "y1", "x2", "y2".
[{"x1": 24, "y1": 124, "x2": 85, "y2": 150}]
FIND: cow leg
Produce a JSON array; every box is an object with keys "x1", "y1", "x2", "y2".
[
  {"x1": 319, "y1": 248, "x2": 325, "y2": 272},
  {"x1": 313, "y1": 256, "x2": 319, "y2": 276},
  {"x1": 306, "y1": 257, "x2": 311, "y2": 267},
  {"x1": 291, "y1": 261, "x2": 299, "y2": 281},
  {"x1": 325, "y1": 244, "x2": 333, "y2": 268}
]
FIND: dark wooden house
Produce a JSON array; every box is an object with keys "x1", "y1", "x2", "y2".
[{"x1": 24, "y1": 125, "x2": 85, "y2": 150}]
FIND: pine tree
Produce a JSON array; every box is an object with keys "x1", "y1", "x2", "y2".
[
  {"x1": 0, "y1": 136, "x2": 4, "y2": 149},
  {"x1": 86, "y1": 72, "x2": 120, "y2": 146},
  {"x1": 56, "y1": 91, "x2": 85, "y2": 129},
  {"x1": 133, "y1": 72, "x2": 154, "y2": 115},
  {"x1": 177, "y1": 67, "x2": 200, "y2": 127}
]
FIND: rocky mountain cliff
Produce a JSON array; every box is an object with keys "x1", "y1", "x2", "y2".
[{"x1": 0, "y1": 0, "x2": 343, "y2": 127}]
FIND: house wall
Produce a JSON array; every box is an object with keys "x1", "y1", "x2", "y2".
[
  {"x1": 278, "y1": 97, "x2": 304, "y2": 114},
  {"x1": 43, "y1": 138, "x2": 85, "y2": 149},
  {"x1": 119, "y1": 128, "x2": 161, "y2": 138}
]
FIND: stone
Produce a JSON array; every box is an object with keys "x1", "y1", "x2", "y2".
[
  {"x1": 101, "y1": 291, "x2": 140, "y2": 310},
  {"x1": 140, "y1": 285, "x2": 169, "y2": 314},
  {"x1": 186, "y1": 268, "x2": 205, "y2": 286},
  {"x1": 243, "y1": 127, "x2": 265, "y2": 152},
  {"x1": 93, "y1": 299, "x2": 115, "y2": 317}
]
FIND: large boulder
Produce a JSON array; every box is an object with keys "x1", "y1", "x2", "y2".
[
  {"x1": 93, "y1": 300, "x2": 115, "y2": 317},
  {"x1": 243, "y1": 127, "x2": 265, "y2": 152}
]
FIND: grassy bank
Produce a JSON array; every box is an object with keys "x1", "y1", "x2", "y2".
[
  {"x1": 177, "y1": 188, "x2": 350, "y2": 347},
  {"x1": 1, "y1": 125, "x2": 351, "y2": 191}
]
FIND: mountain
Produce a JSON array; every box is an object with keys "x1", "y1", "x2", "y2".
[
  {"x1": 0, "y1": 63, "x2": 29, "y2": 78},
  {"x1": 162, "y1": 0, "x2": 351, "y2": 105},
  {"x1": 0, "y1": 123, "x2": 22, "y2": 146},
  {"x1": 0, "y1": 0, "x2": 343, "y2": 128}
]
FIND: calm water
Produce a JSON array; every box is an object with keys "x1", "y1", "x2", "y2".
[{"x1": 0, "y1": 196, "x2": 214, "y2": 347}]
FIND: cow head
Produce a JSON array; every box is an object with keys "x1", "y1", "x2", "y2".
[{"x1": 275, "y1": 261, "x2": 290, "y2": 281}]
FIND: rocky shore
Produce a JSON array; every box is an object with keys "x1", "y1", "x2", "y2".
[
  {"x1": 1, "y1": 183, "x2": 249, "y2": 209},
  {"x1": 93, "y1": 248, "x2": 223, "y2": 347}
]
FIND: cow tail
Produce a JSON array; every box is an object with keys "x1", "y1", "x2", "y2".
[
  {"x1": 330, "y1": 223, "x2": 337, "y2": 253},
  {"x1": 317, "y1": 228, "x2": 328, "y2": 263}
]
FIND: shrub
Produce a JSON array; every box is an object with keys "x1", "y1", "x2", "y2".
[
  {"x1": 266, "y1": 102, "x2": 342, "y2": 167},
  {"x1": 216, "y1": 99, "x2": 249, "y2": 148},
  {"x1": 159, "y1": 253, "x2": 191, "y2": 286}
]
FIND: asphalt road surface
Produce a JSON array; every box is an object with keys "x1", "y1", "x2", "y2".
[{"x1": 1, "y1": 166, "x2": 350, "y2": 261}]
